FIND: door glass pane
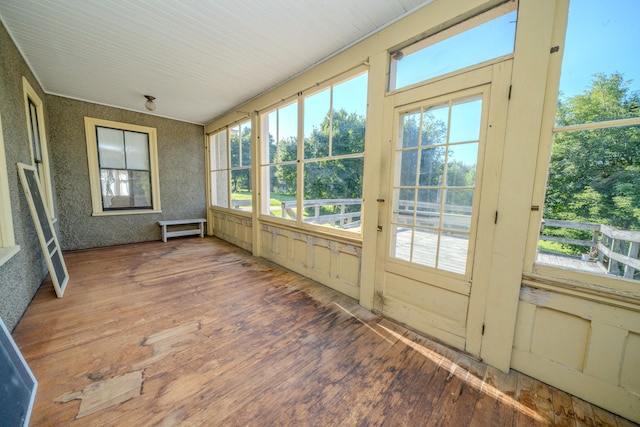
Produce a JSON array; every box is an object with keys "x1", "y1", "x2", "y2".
[
  {"x1": 422, "y1": 104, "x2": 448, "y2": 146},
  {"x1": 438, "y1": 232, "x2": 469, "y2": 274},
  {"x1": 416, "y1": 189, "x2": 440, "y2": 228},
  {"x1": 447, "y1": 143, "x2": 478, "y2": 186},
  {"x1": 390, "y1": 224, "x2": 412, "y2": 262},
  {"x1": 390, "y1": 93, "x2": 483, "y2": 276},
  {"x1": 400, "y1": 112, "x2": 420, "y2": 148},
  {"x1": 397, "y1": 150, "x2": 418, "y2": 186},
  {"x1": 393, "y1": 188, "x2": 415, "y2": 225},
  {"x1": 450, "y1": 97, "x2": 482, "y2": 142},
  {"x1": 412, "y1": 227, "x2": 438, "y2": 268},
  {"x1": 418, "y1": 147, "x2": 446, "y2": 186}
]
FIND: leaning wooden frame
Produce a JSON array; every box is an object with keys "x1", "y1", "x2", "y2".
[{"x1": 16, "y1": 162, "x2": 69, "y2": 297}]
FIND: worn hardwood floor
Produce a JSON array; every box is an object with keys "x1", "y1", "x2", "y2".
[{"x1": 12, "y1": 237, "x2": 637, "y2": 426}]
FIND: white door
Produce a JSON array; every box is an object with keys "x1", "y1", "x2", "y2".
[{"x1": 375, "y1": 62, "x2": 511, "y2": 356}]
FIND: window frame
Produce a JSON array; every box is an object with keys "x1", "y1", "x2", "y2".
[
  {"x1": 0, "y1": 114, "x2": 20, "y2": 266},
  {"x1": 84, "y1": 117, "x2": 161, "y2": 216},
  {"x1": 207, "y1": 118, "x2": 253, "y2": 214},
  {"x1": 23, "y1": 77, "x2": 55, "y2": 220},
  {"x1": 525, "y1": 0, "x2": 640, "y2": 300},
  {"x1": 258, "y1": 67, "x2": 368, "y2": 239},
  {"x1": 388, "y1": 1, "x2": 518, "y2": 93}
]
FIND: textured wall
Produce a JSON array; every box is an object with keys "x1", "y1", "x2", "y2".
[
  {"x1": 0, "y1": 22, "x2": 51, "y2": 331},
  {"x1": 47, "y1": 96, "x2": 205, "y2": 250}
]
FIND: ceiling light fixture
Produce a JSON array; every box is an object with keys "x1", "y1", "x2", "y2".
[{"x1": 144, "y1": 95, "x2": 156, "y2": 111}]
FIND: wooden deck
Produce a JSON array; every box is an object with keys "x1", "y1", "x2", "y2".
[{"x1": 12, "y1": 237, "x2": 637, "y2": 426}]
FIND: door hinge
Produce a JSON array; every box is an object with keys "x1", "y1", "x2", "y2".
[
  {"x1": 482, "y1": 324, "x2": 485, "y2": 335},
  {"x1": 508, "y1": 85, "x2": 512, "y2": 100},
  {"x1": 377, "y1": 225, "x2": 383, "y2": 232},
  {"x1": 494, "y1": 211, "x2": 499, "y2": 224},
  {"x1": 550, "y1": 45, "x2": 560, "y2": 54}
]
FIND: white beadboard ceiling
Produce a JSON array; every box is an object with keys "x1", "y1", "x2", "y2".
[{"x1": 0, "y1": 0, "x2": 432, "y2": 125}]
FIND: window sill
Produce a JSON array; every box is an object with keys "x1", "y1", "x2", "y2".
[
  {"x1": 92, "y1": 209, "x2": 162, "y2": 217},
  {"x1": 0, "y1": 246, "x2": 20, "y2": 267},
  {"x1": 522, "y1": 271, "x2": 640, "y2": 312}
]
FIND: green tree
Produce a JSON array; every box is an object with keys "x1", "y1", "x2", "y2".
[{"x1": 545, "y1": 73, "x2": 640, "y2": 247}]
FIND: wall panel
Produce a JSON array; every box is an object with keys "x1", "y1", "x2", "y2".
[
  {"x1": 512, "y1": 286, "x2": 640, "y2": 423},
  {"x1": 259, "y1": 224, "x2": 360, "y2": 299}
]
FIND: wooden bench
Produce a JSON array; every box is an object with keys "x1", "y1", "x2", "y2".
[{"x1": 158, "y1": 218, "x2": 206, "y2": 242}]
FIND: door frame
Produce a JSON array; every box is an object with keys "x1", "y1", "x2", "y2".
[{"x1": 373, "y1": 60, "x2": 513, "y2": 357}]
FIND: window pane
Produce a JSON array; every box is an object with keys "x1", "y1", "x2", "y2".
[
  {"x1": 333, "y1": 73, "x2": 368, "y2": 156},
  {"x1": 447, "y1": 143, "x2": 478, "y2": 187},
  {"x1": 230, "y1": 126, "x2": 240, "y2": 168},
  {"x1": 400, "y1": 112, "x2": 420, "y2": 148},
  {"x1": 450, "y1": 97, "x2": 482, "y2": 142},
  {"x1": 397, "y1": 150, "x2": 418, "y2": 186},
  {"x1": 392, "y1": 9, "x2": 517, "y2": 90},
  {"x1": 97, "y1": 127, "x2": 125, "y2": 169},
  {"x1": 304, "y1": 89, "x2": 330, "y2": 159},
  {"x1": 266, "y1": 111, "x2": 278, "y2": 164},
  {"x1": 100, "y1": 169, "x2": 151, "y2": 209},
  {"x1": 390, "y1": 224, "x2": 412, "y2": 262},
  {"x1": 412, "y1": 227, "x2": 438, "y2": 268},
  {"x1": 210, "y1": 170, "x2": 229, "y2": 208},
  {"x1": 231, "y1": 168, "x2": 252, "y2": 211},
  {"x1": 443, "y1": 190, "x2": 473, "y2": 232},
  {"x1": 438, "y1": 232, "x2": 469, "y2": 274},
  {"x1": 279, "y1": 102, "x2": 298, "y2": 160},
  {"x1": 241, "y1": 121, "x2": 251, "y2": 167},
  {"x1": 210, "y1": 131, "x2": 228, "y2": 171},
  {"x1": 124, "y1": 131, "x2": 149, "y2": 170},
  {"x1": 537, "y1": 124, "x2": 640, "y2": 281},
  {"x1": 416, "y1": 189, "x2": 440, "y2": 228},
  {"x1": 392, "y1": 188, "x2": 415, "y2": 225},
  {"x1": 557, "y1": 0, "x2": 640, "y2": 125},
  {"x1": 262, "y1": 164, "x2": 296, "y2": 219},
  {"x1": 303, "y1": 158, "x2": 363, "y2": 231},
  {"x1": 422, "y1": 105, "x2": 448, "y2": 146},
  {"x1": 418, "y1": 147, "x2": 446, "y2": 186}
]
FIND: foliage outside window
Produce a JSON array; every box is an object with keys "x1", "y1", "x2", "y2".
[
  {"x1": 260, "y1": 71, "x2": 368, "y2": 234},
  {"x1": 389, "y1": 2, "x2": 517, "y2": 91},
  {"x1": 537, "y1": 0, "x2": 640, "y2": 282},
  {"x1": 208, "y1": 120, "x2": 252, "y2": 212},
  {"x1": 84, "y1": 118, "x2": 161, "y2": 215}
]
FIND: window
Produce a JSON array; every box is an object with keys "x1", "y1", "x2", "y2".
[
  {"x1": 389, "y1": 2, "x2": 517, "y2": 91},
  {"x1": 208, "y1": 120, "x2": 252, "y2": 212},
  {"x1": 536, "y1": 0, "x2": 640, "y2": 283},
  {"x1": 0, "y1": 114, "x2": 19, "y2": 266},
  {"x1": 23, "y1": 77, "x2": 54, "y2": 219},
  {"x1": 84, "y1": 118, "x2": 161, "y2": 215},
  {"x1": 260, "y1": 101, "x2": 297, "y2": 218},
  {"x1": 260, "y1": 70, "x2": 368, "y2": 234}
]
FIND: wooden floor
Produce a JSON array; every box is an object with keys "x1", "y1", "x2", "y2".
[{"x1": 12, "y1": 237, "x2": 637, "y2": 426}]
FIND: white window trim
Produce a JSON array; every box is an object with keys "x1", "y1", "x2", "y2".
[
  {"x1": 0, "y1": 114, "x2": 20, "y2": 266},
  {"x1": 23, "y1": 77, "x2": 55, "y2": 221},
  {"x1": 84, "y1": 117, "x2": 161, "y2": 216}
]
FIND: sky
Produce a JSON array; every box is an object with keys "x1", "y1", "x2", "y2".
[{"x1": 559, "y1": 0, "x2": 640, "y2": 99}]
